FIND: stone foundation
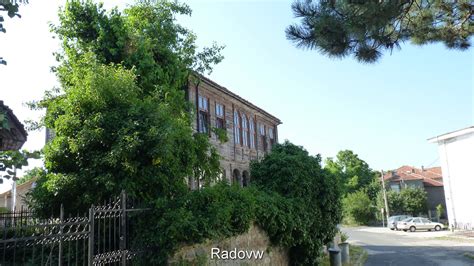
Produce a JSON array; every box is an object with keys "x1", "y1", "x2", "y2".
[{"x1": 169, "y1": 224, "x2": 288, "y2": 265}]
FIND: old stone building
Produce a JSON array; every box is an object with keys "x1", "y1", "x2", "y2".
[{"x1": 187, "y1": 76, "x2": 281, "y2": 187}]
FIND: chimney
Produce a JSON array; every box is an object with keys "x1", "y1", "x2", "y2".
[
  {"x1": 411, "y1": 168, "x2": 415, "y2": 173},
  {"x1": 421, "y1": 165, "x2": 425, "y2": 171}
]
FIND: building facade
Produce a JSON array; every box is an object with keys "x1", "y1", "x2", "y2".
[
  {"x1": 187, "y1": 76, "x2": 281, "y2": 187},
  {"x1": 429, "y1": 126, "x2": 474, "y2": 230}
]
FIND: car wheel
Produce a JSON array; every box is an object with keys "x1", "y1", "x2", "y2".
[
  {"x1": 403, "y1": 229, "x2": 407, "y2": 232},
  {"x1": 435, "y1": 225, "x2": 441, "y2": 231},
  {"x1": 390, "y1": 228, "x2": 394, "y2": 231},
  {"x1": 410, "y1": 226, "x2": 416, "y2": 232}
]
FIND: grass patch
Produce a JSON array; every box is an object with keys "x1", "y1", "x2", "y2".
[
  {"x1": 350, "y1": 245, "x2": 368, "y2": 265},
  {"x1": 320, "y1": 244, "x2": 368, "y2": 266},
  {"x1": 464, "y1": 252, "x2": 474, "y2": 260}
]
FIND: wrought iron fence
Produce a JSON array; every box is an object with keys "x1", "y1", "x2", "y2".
[{"x1": 0, "y1": 191, "x2": 148, "y2": 266}]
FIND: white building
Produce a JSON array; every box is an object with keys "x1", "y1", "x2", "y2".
[{"x1": 428, "y1": 126, "x2": 474, "y2": 230}]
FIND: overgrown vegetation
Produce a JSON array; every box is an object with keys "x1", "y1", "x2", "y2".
[
  {"x1": 343, "y1": 190, "x2": 375, "y2": 225},
  {"x1": 135, "y1": 142, "x2": 342, "y2": 265},
  {"x1": 24, "y1": 1, "x2": 342, "y2": 265},
  {"x1": 26, "y1": 0, "x2": 224, "y2": 216},
  {"x1": 251, "y1": 142, "x2": 342, "y2": 265}
]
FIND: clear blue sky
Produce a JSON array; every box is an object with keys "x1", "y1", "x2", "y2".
[{"x1": 0, "y1": 0, "x2": 472, "y2": 193}]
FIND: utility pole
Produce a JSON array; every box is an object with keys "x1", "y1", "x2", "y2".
[{"x1": 381, "y1": 170, "x2": 390, "y2": 226}]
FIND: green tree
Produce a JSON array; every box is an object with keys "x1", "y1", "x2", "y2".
[
  {"x1": 286, "y1": 1, "x2": 474, "y2": 63},
  {"x1": 400, "y1": 187, "x2": 427, "y2": 216},
  {"x1": 28, "y1": 0, "x2": 224, "y2": 215},
  {"x1": 325, "y1": 150, "x2": 375, "y2": 195},
  {"x1": 343, "y1": 189, "x2": 374, "y2": 225},
  {"x1": 386, "y1": 190, "x2": 404, "y2": 215},
  {"x1": 17, "y1": 166, "x2": 45, "y2": 185},
  {"x1": 251, "y1": 141, "x2": 342, "y2": 265},
  {"x1": 0, "y1": 150, "x2": 40, "y2": 183},
  {"x1": 1, "y1": 0, "x2": 29, "y2": 65}
]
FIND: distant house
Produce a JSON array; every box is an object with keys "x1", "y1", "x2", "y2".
[
  {"x1": 429, "y1": 126, "x2": 474, "y2": 230},
  {"x1": 0, "y1": 177, "x2": 37, "y2": 211},
  {"x1": 383, "y1": 165, "x2": 446, "y2": 218}
]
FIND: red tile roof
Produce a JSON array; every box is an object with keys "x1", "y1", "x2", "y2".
[{"x1": 384, "y1": 165, "x2": 443, "y2": 187}]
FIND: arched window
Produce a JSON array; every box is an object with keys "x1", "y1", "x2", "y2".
[
  {"x1": 241, "y1": 113, "x2": 248, "y2": 147},
  {"x1": 242, "y1": 171, "x2": 250, "y2": 187},
  {"x1": 233, "y1": 110, "x2": 240, "y2": 144},
  {"x1": 233, "y1": 169, "x2": 241, "y2": 186},
  {"x1": 249, "y1": 117, "x2": 255, "y2": 149}
]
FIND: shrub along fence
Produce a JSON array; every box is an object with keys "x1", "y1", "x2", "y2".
[{"x1": 0, "y1": 191, "x2": 147, "y2": 265}]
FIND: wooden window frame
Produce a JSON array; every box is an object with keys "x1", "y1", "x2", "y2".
[
  {"x1": 249, "y1": 117, "x2": 255, "y2": 149},
  {"x1": 215, "y1": 102, "x2": 225, "y2": 130},
  {"x1": 234, "y1": 110, "x2": 240, "y2": 145},
  {"x1": 198, "y1": 95, "x2": 210, "y2": 135},
  {"x1": 241, "y1": 113, "x2": 249, "y2": 147}
]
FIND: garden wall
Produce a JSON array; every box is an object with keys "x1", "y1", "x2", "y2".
[{"x1": 169, "y1": 224, "x2": 289, "y2": 265}]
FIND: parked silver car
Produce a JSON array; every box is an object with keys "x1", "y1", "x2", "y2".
[
  {"x1": 397, "y1": 217, "x2": 444, "y2": 232},
  {"x1": 388, "y1": 215, "x2": 412, "y2": 230}
]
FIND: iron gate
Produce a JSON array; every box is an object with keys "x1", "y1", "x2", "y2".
[{"x1": 0, "y1": 191, "x2": 147, "y2": 265}]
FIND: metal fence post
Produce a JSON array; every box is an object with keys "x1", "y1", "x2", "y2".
[
  {"x1": 328, "y1": 248, "x2": 341, "y2": 266},
  {"x1": 59, "y1": 204, "x2": 64, "y2": 266},
  {"x1": 120, "y1": 191, "x2": 127, "y2": 266},
  {"x1": 88, "y1": 205, "x2": 95, "y2": 266}
]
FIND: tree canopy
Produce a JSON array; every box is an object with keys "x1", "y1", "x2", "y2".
[
  {"x1": 286, "y1": 0, "x2": 474, "y2": 63},
  {"x1": 325, "y1": 150, "x2": 375, "y2": 195},
  {"x1": 384, "y1": 187, "x2": 427, "y2": 216},
  {"x1": 28, "y1": 0, "x2": 224, "y2": 215}
]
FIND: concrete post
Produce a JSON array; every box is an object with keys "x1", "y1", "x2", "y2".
[
  {"x1": 339, "y1": 242, "x2": 350, "y2": 264},
  {"x1": 328, "y1": 248, "x2": 341, "y2": 266}
]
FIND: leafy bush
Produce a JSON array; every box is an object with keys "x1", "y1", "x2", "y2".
[
  {"x1": 400, "y1": 187, "x2": 427, "y2": 216},
  {"x1": 133, "y1": 183, "x2": 258, "y2": 264},
  {"x1": 384, "y1": 187, "x2": 427, "y2": 216},
  {"x1": 251, "y1": 141, "x2": 342, "y2": 265},
  {"x1": 342, "y1": 190, "x2": 374, "y2": 225}
]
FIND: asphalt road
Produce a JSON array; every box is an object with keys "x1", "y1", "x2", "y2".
[{"x1": 342, "y1": 227, "x2": 474, "y2": 266}]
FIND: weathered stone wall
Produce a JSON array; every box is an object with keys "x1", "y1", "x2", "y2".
[{"x1": 169, "y1": 225, "x2": 289, "y2": 265}]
